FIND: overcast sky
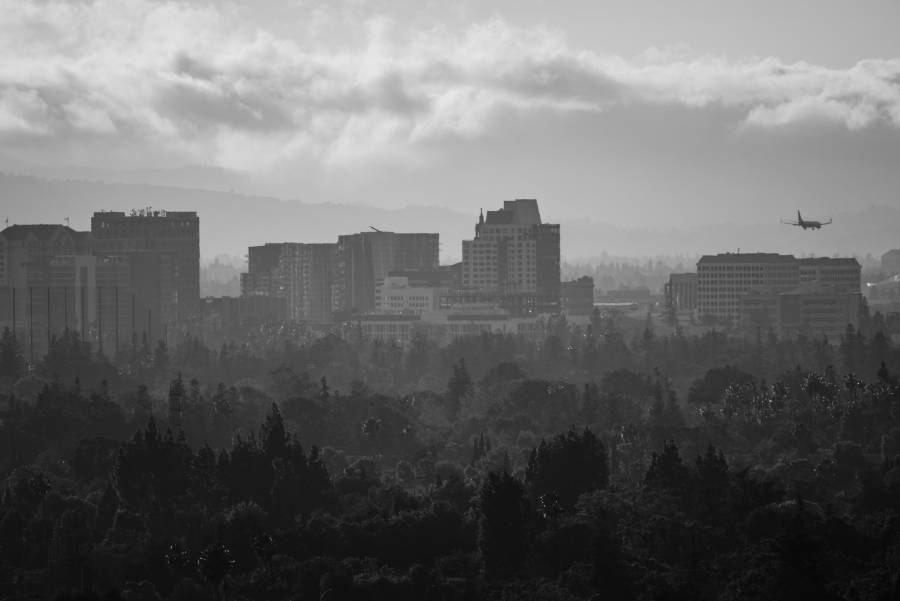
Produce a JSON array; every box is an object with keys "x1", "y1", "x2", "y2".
[{"x1": 1, "y1": 0, "x2": 899, "y2": 229}]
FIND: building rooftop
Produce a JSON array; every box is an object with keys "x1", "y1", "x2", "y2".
[
  {"x1": 0, "y1": 224, "x2": 85, "y2": 242},
  {"x1": 797, "y1": 257, "x2": 861, "y2": 266},
  {"x1": 92, "y1": 209, "x2": 197, "y2": 219},
  {"x1": 698, "y1": 253, "x2": 796, "y2": 264},
  {"x1": 483, "y1": 198, "x2": 543, "y2": 226}
]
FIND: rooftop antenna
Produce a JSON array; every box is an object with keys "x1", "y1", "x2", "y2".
[{"x1": 370, "y1": 226, "x2": 383, "y2": 233}]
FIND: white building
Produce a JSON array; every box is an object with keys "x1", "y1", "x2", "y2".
[{"x1": 375, "y1": 276, "x2": 444, "y2": 314}]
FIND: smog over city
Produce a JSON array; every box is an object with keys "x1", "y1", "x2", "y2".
[{"x1": 1, "y1": 1, "x2": 899, "y2": 600}]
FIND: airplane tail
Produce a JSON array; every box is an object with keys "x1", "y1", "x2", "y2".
[{"x1": 797, "y1": 210, "x2": 802, "y2": 222}]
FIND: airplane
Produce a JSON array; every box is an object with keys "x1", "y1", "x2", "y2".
[{"x1": 781, "y1": 211, "x2": 832, "y2": 230}]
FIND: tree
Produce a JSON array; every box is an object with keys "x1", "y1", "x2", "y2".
[
  {"x1": 0, "y1": 327, "x2": 24, "y2": 381},
  {"x1": 478, "y1": 470, "x2": 529, "y2": 579},
  {"x1": 525, "y1": 427, "x2": 609, "y2": 511},
  {"x1": 198, "y1": 543, "x2": 235, "y2": 601},
  {"x1": 167, "y1": 373, "x2": 186, "y2": 432},
  {"x1": 260, "y1": 403, "x2": 287, "y2": 459},
  {"x1": 687, "y1": 365, "x2": 755, "y2": 405},
  {"x1": 644, "y1": 439, "x2": 690, "y2": 498},
  {"x1": 446, "y1": 358, "x2": 473, "y2": 418}
]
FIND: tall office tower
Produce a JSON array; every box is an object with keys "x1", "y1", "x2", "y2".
[
  {"x1": 697, "y1": 253, "x2": 800, "y2": 324},
  {"x1": 332, "y1": 231, "x2": 439, "y2": 314},
  {"x1": 797, "y1": 257, "x2": 861, "y2": 292},
  {"x1": 461, "y1": 199, "x2": 560, "y2": 314},
  {"x1": 242, "y1": 243, "x2": 337, "y2": 322},
  {"x1": 91, "y1": 209, "x2": 199, "y2": 324}
]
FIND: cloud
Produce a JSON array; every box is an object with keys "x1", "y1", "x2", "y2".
[{"x1": 0, "y1": 0, "x2": 898, "y2": 173}]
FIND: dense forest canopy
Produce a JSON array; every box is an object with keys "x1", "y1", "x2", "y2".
[{"x1": 2, "y1": 308, "x2": 900, "y2": 600}]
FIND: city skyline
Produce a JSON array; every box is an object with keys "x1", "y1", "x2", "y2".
[{"x1": 1, "y1": 0, "x2": 899, "y2": 235}]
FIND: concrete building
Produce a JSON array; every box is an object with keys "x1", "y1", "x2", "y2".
[
  {"x1": 561, "y1": 276, "x2": 595, "y2": 315},
  {"x1": 0, "y1": 224, "x2": 91, "y2": 288},
  {"x1": 0, "y1": 224, "x2": 174, "y2": 358},
  {"x1": 375, "y1": 276, "x2": 444, "y2": 314},
  {"x1": 333, "y1": 231, "x2": 439, "y2": 314},
  {"x1": 91, "y1": 210, "x2": 199, "y2": 324},
  {"x1": 664, "y1": 273, "x2": 699, "y2": 314},
  {"x1": 347, "y1": 311, "x2": 549, "y2": 346},
  {"x1": 387, "y1": 264, "x2": 461, "y2": 290},
  {"x1": 461, "y1": 199, "x2": 560, "y2": 315},
  {"x1": 697, "y1": 253, "x2": 799, "y2": 324},
  {"x1": 241, "y1": 242, "x2": 336, "y2": 323},
  {"x1": 777, "y1": 286, "x2": 861, "y2": 341},
  {"x1": 798, "y1": 257, "x2": 861, "y2": 292}
]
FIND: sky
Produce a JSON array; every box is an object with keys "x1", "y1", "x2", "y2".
[{"x1": 1, "y1": 0, "x2": 899, "y2": 231}]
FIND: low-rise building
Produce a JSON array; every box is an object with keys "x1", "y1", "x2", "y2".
[
  {"x1": 798, "y1": 257, "x2": 861, "y2": 292},
  {"x1": 375, "y1": 276, "x2": 445, "y2": 314},
  {"x1": 777, "y1": 286, "x2": 861, "y2": 341},
  {"x1": 664, "y1": 273, "x2": 698, "y2": 314},
  {"x1": 561, "y1": 276, "x2": 595, "y2": 315}
]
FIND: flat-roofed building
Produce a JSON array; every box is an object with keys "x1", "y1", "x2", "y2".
[
  {"x1": 91, "y1": 209, "x2": 199, "y2": 324},
  {"x1": 561, "y1": 276, "x2": 595, "y2": 315},
  {"x1": 333, "y1": 231, "x2": 439, "y2": 314},
  {"x1": 375, "y1": 276, "x2": 445, "y2": 314},
  {"x1": 664, "y1": 273, "x2": 698, "y2": 314},
  {"x1": 241, "y1": 242, "x2": 336, "y2": 323},
  {"x1": 697, "y1": 253, "x2": 799, "y2": 324},
  {"x1": 777, "y1": 286, "x2": 861, "y2": 341},
  {"x1": 798, "y1": 257, "x2": 861, "y2": 293}
]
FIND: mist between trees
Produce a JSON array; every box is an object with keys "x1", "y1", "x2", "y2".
[{"x1": 2, "y1": 308, "x2": 900, "y2": 600}]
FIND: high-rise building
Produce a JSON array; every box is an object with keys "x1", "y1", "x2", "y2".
[
  {"x1": 241, "y1": 243, "x2": 336, "y2": 323},
  {"x1": 91, "y1": 210, "x2": 199, "y2": 325},
  {"x1": 697, "y1": 253, "x2": 799, "y2": 324},
  {"x1": 461, "y1": 199, "x2": 560, "y2": 315},
  {"x1": 333, "y1": 231, "x2": 439, "y2": 314}
]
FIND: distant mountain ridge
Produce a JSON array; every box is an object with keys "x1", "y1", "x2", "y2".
[{"x1": 0, "y1": 172, "x2": 896, "y2": 262}]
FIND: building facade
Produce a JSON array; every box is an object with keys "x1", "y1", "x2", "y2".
[
  {"x1": 697, "y1": 253, "x2": 799, "y2": 324},
  {"x1": 332, "y1": 232, "x2": 439, "y2": 314},
  {"x1": 91, "y1": 210, "x2": 199, "y2": 325},
  {"x1": 777, "y1": 287, "x2": 861, "y2": 341},
  {"x1": 241, "y1": 242, "x2": 336, "y2": 323},
  {"x1": 664, "y1": 273, "x2": 699, "y2": 314},
  {"x1": 561, "y1": 276, "x2": 595, "y2": 315},
  {"x1": 461, "y1": 199, "x2": 560, "y2": 315},
  {"x1": 798, "y1": 257, "x2": 861, "y2": 292},
  {"x1": 375, "y1": 276, "x2": 444, "y2": 314}
]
